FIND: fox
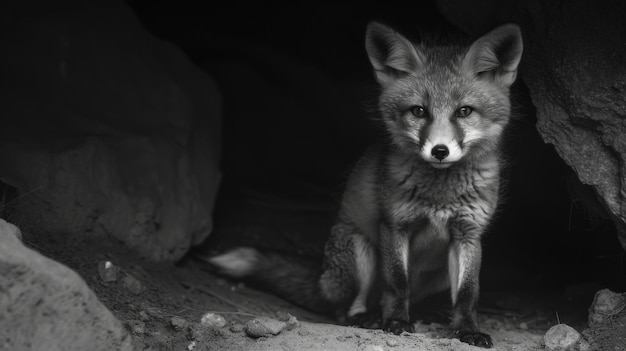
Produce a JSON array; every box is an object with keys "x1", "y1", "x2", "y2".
[{"x1": 205, "y1": 21, "x2": 523, "y2": 348}]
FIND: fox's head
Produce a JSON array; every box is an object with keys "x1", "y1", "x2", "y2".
[{"x1": 365, "y1": 22, "x2": 523, "y2": 169}]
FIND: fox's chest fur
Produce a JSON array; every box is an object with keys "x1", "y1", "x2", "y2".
[
  {"x1": 340, "y1": 145, "x2": 500, "y2": 245},
  {"x1": 383, "y1": 149, "x2": 500, "y2": 231}
]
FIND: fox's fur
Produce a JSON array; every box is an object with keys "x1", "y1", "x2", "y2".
[{"x1": 205, "y1": 21, "x2": 523, "y2": 348}]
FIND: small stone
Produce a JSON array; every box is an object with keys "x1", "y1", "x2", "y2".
[
  {"x1": 97, "y1": 260, "x2": 119, "y2": 282},
  {"x1": 200, "y1": 312, "x2": 227, "y2": 328},
  {"x1": 126, "y1": 320, "x2": 145, "y2": 335},
  {"x1": 283, "y1": 314, "x2": 300, "y2": 330},
  {"x1": 544, "y1": 323, "x2": 585, "y2": 351},
  {"x1": 244, "y1": 317, "x2": 287, "y2": 338},
  {"x1": 386, "y1": 338, "x2": 399, "y2": 347},
  {"x1": 361, "y1": 345, "x2": 384, "y2": 351},
  {"x1": 121, "y1": 273, "x2": 143, "y2": 294},
  {"x1": 229, "y1": 322, "x2": 244, "y2": 333},
  {"x1": 170, "y1": 316, "x2": 189, "y2": 331},
  {"x1": 186, "y1": 341, "x2": 196, "y2": 351},
  {"x1": 519, "y1": 322, "x2": 529, "y2": 330}
]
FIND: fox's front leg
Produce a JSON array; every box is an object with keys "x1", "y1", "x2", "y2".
[
  {"x1": 379, "y1": 222, "x2": 414, "y2": 334},
  {"x1": 448, "y1": 219, "x2": 493, "y2": 348}
]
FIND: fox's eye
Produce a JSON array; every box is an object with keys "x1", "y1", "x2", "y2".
[
  {"x1": 455, "y1": 106, "x2": 473, "y2": 118},
  {"x1": 410, "y1": 106, "x2": 427, "y2": 118}
]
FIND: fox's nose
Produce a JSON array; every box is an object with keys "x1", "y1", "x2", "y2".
[{"x1": 431, "y1": 145, "x2": 449, "y2": 161}]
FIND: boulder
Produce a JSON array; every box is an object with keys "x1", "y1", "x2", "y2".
[
  {"x1": 0, "y1": 218, "x2": 132, "y2": 350},
  {"x1": 0, "y1": 0, "x2": 221, "y2": 260},
  {"x1": 544, "y1": 324, "x2": 590, "y2": 351},
  {"x1": 436, "y1": 0, "x2": 626, "y2": 248}
]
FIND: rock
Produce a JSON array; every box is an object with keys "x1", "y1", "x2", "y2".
[
  {"x1": 276, "y1": 312, "x2": 300, "y2": 330},
  {"x1": 187, "y1": 340, "x2": 197, "y2": 351},
  {"x1": 544, "y1": 324, "x2": 589, "y2": 351},
  {"x1": 97, "y1": 260, "x2": 119, "y2": 282},
  {"x1": 126, "y1": 320, "x2": 146, "y2": 335},
  {"x1": 229, "y1": 322, "x2": 245, "y2": 333},
  {"x1": 588, "y1": 289, "x2": 626, "y2": 327},
  {"x1": 0, "y1": 0, "x2": 221, "y2": 261},
  {"x1": 121, "y1": 273, "x2": 143, "y2": 295},
  {"x1": 0, "y1": 219, "x2": 132, "y2": 350},
  {"x1": 386, "y1": 338, "x2": 400, "y2": 347},
  {"x1": 361, "y1": 345, "x2": 384, "y2": 351},
  {"x1": 0, "y1": 218, "x2": 22, "y2": 240},
  {"x1": 244, "y1": 317, "x2": 287, "y2": 338},
  {"x1": 285, "y1": 314, "x2": 300, "y2": 330},
  {"x1": 170, "y1": 316, "x2": 189, "y2": 331},
  {"x1": 436, "y1": 0, "x2": 626, "y2": 250},
  {"x1": 200, "y1": 312, "x2": 227, "y2": 328}
]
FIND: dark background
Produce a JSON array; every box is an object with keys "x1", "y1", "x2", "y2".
[{"x1": 126, "y1": 1, "x2": 624, "y2": 295}]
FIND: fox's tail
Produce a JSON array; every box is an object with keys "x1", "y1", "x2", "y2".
[{"x1": 202, "y1": 247, "x2": 333, "y2": 314}]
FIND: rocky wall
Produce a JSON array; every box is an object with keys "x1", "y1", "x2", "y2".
[{"x1": 0, "y1": 0, "x2": 221, "y2": 260}]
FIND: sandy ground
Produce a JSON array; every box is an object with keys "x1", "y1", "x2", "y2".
[
  {"x1": 34, "y1": 238, "x2": 583, "y2": 351},
  {"x1": 26, "y1": 230, "x2": 626, "y2": 351}
]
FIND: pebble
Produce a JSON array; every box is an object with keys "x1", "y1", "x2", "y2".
[
  {"x1": 229, "y1": 322, "x2": 245, "y2": 333},
  {"x1": 279, "y1": 313, "x2": 300, "y2": 330},
  {"x1": 361, "y1": 345, "x2": 384, "y2": 351},
  {"x1": 386, "y1": 338, "x2": 399, "y2": 347},
  {"x1": 288, "y1": 316, "x2": 300, "y2": 329},
  {"x1": 244, "y1": 317, "x2": 287, "y2": 338},
  {"x1": 121, "y1": 273, "x2": 143, "y2": 295},
  {"x1": 170, "y1": 316, "x2": 189, "y2": 331},
  {"x1": 200, "y1": 312, "x2": 227, "y2": 328},
  {"x1": 97, "y1": 260, "x2": 119, "y2": 282},
  {"x1": 544, "y1": 323, "x2": 588, "y2": 351},
  {"x1": 126, "y1": 320, "x2": 146, "y2": 335}
]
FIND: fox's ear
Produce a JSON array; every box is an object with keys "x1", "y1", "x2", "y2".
[
  {"x1": 365, "y1": 22, "x2": 424, "y2": 86},
  {"x1": 462, "y1": 23, "x2": 523, "y2": 87}
]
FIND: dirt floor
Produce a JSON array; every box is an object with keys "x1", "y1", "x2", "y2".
[{"x1": 26, "y1": 234, "x2": 626, "y2": 351}]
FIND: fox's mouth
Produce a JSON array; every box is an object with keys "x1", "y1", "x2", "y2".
[{"x1": 429, "y1": 161, "x2": 454, "y2": 169}]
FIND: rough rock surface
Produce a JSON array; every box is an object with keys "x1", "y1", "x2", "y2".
[
  {"x1": 0, "y1": 219, "x2": 132, "y2": 350},
  {"x1": 586, "y1": 289, "x2": 626, "y2": 350},
  {"x1": 543, "y1": 324, "x2": 590, "y2": 351},
  {"x1": 0, "y1": 0, "x2": 221, "y2": 260},
  {"x1": 588, "y1": 289, "x2": 626, "y2": 327},
  {"x1": 244, "y1": 317, "x2": 287, "y2": 338},
  {"x1": 436, "y1": 0, "x2": 626, "y2": 248}
]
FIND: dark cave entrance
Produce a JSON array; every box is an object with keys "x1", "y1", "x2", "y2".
[{"x1": 126, "y1": 0, "x2": 625, "y2": 329}]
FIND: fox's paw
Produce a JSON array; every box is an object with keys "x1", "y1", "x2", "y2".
[
  {"x1": 383, "y1": 319, "x2": 414, "y2": 335},
  {"x1": 347, "y1": 312, "x2": 381, "y2": 329},
  {"x1": 457, "y1": 331, "x2": 493, "y2": 348}
]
